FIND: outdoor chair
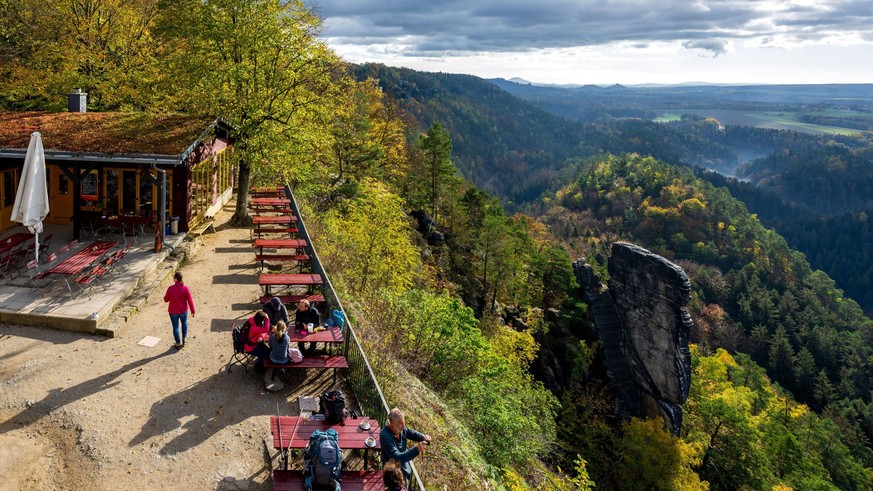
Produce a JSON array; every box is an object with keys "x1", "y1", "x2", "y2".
[
  {"x1": 13, "y1": 240, "x2": 35, "y2": 266},
  {"x1": 0, "y1": 252, "x2": 17, "y2": 281},
  {"x1": 26, "y1": 254, "x2": 58, "y2": 291},
  {"x1": 73, "y1": 266, "x2": 108, "y2": 299},
  {"x1": 112, "y1": 249, "x2": 130, "y2": 272},
  {"x1": 38, "y1": 234, "x2": 53, "y2": 261},
  {"x1": 227, "y1": 322, "x2": 257, "y2": 372},
  {"x1": 122, "y1": 222, "x2": 139, "y2": 247},
  {"x1": 57, "y1": 244, "x2": 70, "y2": 258}
]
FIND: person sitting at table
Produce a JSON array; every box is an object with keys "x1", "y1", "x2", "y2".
[
  {"x1": 380, "y1": 408, "x2": 431, "y2": 484},
  {"x1": 262, "y1": 296, "x2": 289, "y2": 326},
  {"x1": 383, "y1": 459, "x2": 407, "y2": 491},
  {"x1": 268, "y1": 321, "x2": 291, "y2": 365},
  {"x1": 244, "y1": 311, "x2": 271, "y2": 373},
  {"x1": 294, "y1": 299, "x2": 320, "y2": 355}
]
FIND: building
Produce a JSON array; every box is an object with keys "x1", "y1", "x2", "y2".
[{"x1": 0, "y1": 110, "x2": 235, "y2": 240}]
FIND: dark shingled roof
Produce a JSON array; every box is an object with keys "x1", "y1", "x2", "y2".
[{"x1": 0, "y1": 111, "x2": 215, "y2": 156}]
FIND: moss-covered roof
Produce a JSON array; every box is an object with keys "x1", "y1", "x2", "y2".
[{"x1": 0, "y1": 111, "x2": 216, "y2": 156}]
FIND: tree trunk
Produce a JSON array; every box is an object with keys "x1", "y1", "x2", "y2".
[{"x1": 231, "y1": 161, "x2": 253, "y2": 227}]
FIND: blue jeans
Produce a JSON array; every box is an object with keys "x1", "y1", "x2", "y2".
[{"x1": 169, "y1": 312, "x2": 188, "y2": 344}]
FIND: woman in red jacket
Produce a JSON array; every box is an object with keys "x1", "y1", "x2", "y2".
[
  {"x1": 245, "y1": 311, "x2": 271, "y2": 372},
  {"x1": 163, "y1": 271, "x2": 196, "y2": 350}
]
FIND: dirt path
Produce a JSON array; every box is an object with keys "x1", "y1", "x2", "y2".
[{"x1": 0, "y1": 204, "x2": 326, "y2": 491}]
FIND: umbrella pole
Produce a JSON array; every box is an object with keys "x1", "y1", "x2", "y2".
[{"x1": 34, "y1": 233, "x2": 39, "y2": 271}]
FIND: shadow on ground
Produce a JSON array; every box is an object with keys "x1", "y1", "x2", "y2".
[{"x1": 0, "y1": 348, "x2": 174, "y2": 434}]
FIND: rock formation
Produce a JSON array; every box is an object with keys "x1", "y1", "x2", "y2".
[{"x1": 574, "y1": 241, "x2": 693, "y2": 434}]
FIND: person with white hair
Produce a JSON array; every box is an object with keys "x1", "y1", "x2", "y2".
[{"x1": 379, "y1": 408, "x2": 431, "y2": 483}]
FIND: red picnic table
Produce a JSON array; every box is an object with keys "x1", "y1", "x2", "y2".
[
  {"x1": 252, "y1": 238, "x2": 308, "y2": 270},
  {"x1": 250, "y1": 186, "x2": 284, "y2": 197},
  {"x1": 290, "y1": 326, "x2": 343, "y2": 344},
  {"x1": 48, "y1": 240, "x2": 117, "y2": 276},
  {"x1": 291, "y1": 326, "x2": 345, "y2": 355},
  {"x1": 270, "y1": 416, "x2": 381, "y2": 470},
  {"x1": 47, "y1": 240, "x2": 118, "y2": 295},
  {"x1": 252, "y1": 215, "x2": 298, "y2": 238},
  {"x1": 250, "y1": 197, "x2": 291, "y2": 214},
  {"x1": 259, "y1": 273, "x2": 322, "y2": 295},
  {"x1": 0, "y1": 233, "x2": 32, "y2": 253},
  {"x1": 253, "y1": 238, "x2": 306, "y2": 251}
]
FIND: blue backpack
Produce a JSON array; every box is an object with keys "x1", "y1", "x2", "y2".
[
  {"x1": 324, "y1": 309, "x2": 346, "y2": 332},
  {"x1": 303, "y1": 428, "x2": 342, "y2": 490}
]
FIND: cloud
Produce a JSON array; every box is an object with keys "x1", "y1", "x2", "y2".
[
  {"x1": 317, "y1": 0, "x2": 873, "y2": 55},
  {"x1": 682, "y1": 39, "x2": 729, "y2": 56}
]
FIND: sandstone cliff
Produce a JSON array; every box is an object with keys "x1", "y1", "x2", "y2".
[{"x1": 574, "y1": 242, "x2": 693, "y2": 434}]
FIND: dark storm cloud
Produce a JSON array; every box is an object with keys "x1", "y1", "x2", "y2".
[{"x1": 316, "y1": 0, "x2": 873, "y2": 54}]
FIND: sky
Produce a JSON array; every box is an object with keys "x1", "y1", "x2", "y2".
[{"x1": 315, "y1": 0, "x2": 873, "y2": 86}]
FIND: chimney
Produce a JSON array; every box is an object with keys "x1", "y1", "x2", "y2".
[{"x1": 68, "y1": 88, "x2": 87, "y2": 113}]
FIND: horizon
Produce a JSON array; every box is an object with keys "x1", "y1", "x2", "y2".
[{"x1": 316, "y1": 0, "x2": 873, "y2": 86}]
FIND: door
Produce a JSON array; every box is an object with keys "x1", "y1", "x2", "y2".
[
  {"x1": 48, "y1": 166, "x2": 74, "y2": 225},
  {"x1": 0, "y1": 168, "x2": 18, "y2": 231}
]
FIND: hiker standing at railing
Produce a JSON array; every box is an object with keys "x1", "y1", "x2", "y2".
[
  {"x1": 380, "y1": 408, "x2": 431, "y2": 485},
  {"x1": 164, "y1": 271, "x2": 195, "y2": 350}
]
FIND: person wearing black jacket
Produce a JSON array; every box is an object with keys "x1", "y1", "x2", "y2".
[
  {"x1": 262, "y1": 296, "x2": 289, "y2": 326},
  {"x1": 294, "y1": 299, "x2": 320, "y2": 355}
]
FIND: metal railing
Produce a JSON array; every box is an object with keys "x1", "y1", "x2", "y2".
[{"x1": 284, "y1": 186, "x2": 426, "y2": 490}]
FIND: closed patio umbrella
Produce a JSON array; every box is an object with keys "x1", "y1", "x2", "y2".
[{"x1": 10, "y1": 132, "x2": 50, "y2": 266}]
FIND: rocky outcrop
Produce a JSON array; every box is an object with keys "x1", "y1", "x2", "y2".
[
  {"x1": 409, "y1": 210, "x2": 445, "y2": 245},
  {"x1": 574, "y1": 242, "x2": 693, "y2": 434}
]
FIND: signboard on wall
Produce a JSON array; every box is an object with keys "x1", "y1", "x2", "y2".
[{"x1": 81, "y1": 170, "x2": 98, "y2": 201}]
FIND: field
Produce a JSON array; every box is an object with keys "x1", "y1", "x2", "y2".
[{"x1": 653, "y1": 108, "x2": 872, "y2": 135}]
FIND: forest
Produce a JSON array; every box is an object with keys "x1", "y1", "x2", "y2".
[{"x1": 3, "y1": 0, "x2": 873, "y2": 489}]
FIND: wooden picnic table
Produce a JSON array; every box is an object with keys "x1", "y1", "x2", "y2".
[
  {"x1": 259, "y1": 273, "x2": 322, "y2": 294},
  {"x1": 253, "y1": 238, "x2": 306, "y2": 254},
  {"x1": 270, "y1": 416, "x2": 382, "y2": 469},
  {"x1": 252, "y1": 215, "x2": 298, "y2": 238},
  {"x1": 250, "y1": 187, "x2": 284, "y2": 197},
  {"x1": 48, "y1": 240, "x2": 117, "y2": 276},
  {"x1": 271, "y1": 415, "x2": 380, "y2": 450},
  {"x1": 289, "y1": 326, "x2": 343, "y2": 344},
  {"x1": 253, "y1": 215, "x2": 298, "y2": 225},
  {"x1": 0, "y1": 233, "x2": 32, "y2": 253},
  {"x1": 250, "y1": 197, "x2": 291, "y2": 207}
]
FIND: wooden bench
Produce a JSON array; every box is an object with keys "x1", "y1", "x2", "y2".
[
  {"x1": 258, "y1": 293, "x2": 324, "y2": 305},
  {"x1": 254, "y1": 254, "x2": 309, "y2": 270},
  {"x1": 263, "y1": 355, "x2": 348, "y2": 384},
  {"x1": 188, "y1": 219, "x2": 216, "y2": 245},
  {"x1": 272, "y1": 470, "x2": 383, "y2": 491},
  {"x1": 253, "y1": 227, "x2": 299, "y2": 238}
]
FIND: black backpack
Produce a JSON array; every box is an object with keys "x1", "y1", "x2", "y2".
[
  {"x1": 320, "y1": 389, "x2": 346, "y2": 424},
  {"x1": 232, "y1": 321, "x2": 253, "y2": 353}
]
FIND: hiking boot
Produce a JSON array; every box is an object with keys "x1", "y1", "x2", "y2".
[
  {"x1": 182, "y1": 338, "x2": 186, "y2": 347},
  {"x1": 174, "y1": 343, "x2": 183, "y2": 350}
]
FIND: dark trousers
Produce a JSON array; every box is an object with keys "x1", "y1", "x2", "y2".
[{"x1": 250, "y1": 344, "x2": 270, "y2": 370}]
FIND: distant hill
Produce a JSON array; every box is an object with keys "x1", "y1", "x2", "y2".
[
  {"x1": 353, "y1": 63, "x2": 583, "y2": 204},
  {"x1": 490, "y1": 80, "x2": 873, "y2": 124}
]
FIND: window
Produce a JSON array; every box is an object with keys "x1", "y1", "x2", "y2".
[
  {"x1": 122, "y1": 170, "x2": 137, "y2": 211},
  {"x1": 59, "y1": 174, "x2": 68, "y2": 195},
  {"x1": 3, "y1": 170, "x2": 14, "y2": 207}
]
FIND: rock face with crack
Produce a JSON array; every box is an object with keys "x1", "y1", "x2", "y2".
[{"x1": 574, "y1": 241, "x2": 693, "y2": 434}]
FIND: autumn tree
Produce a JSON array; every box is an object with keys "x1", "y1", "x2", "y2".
[
  {"x1": 155, "y1": 0, "x2": 341, "y2": 225},
  {"x1": 0, "y1": 0, "x2": 160, "y2": 110},
  {"x1": 408, "y1": 122, "x2": 456, "y2": 221}
]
